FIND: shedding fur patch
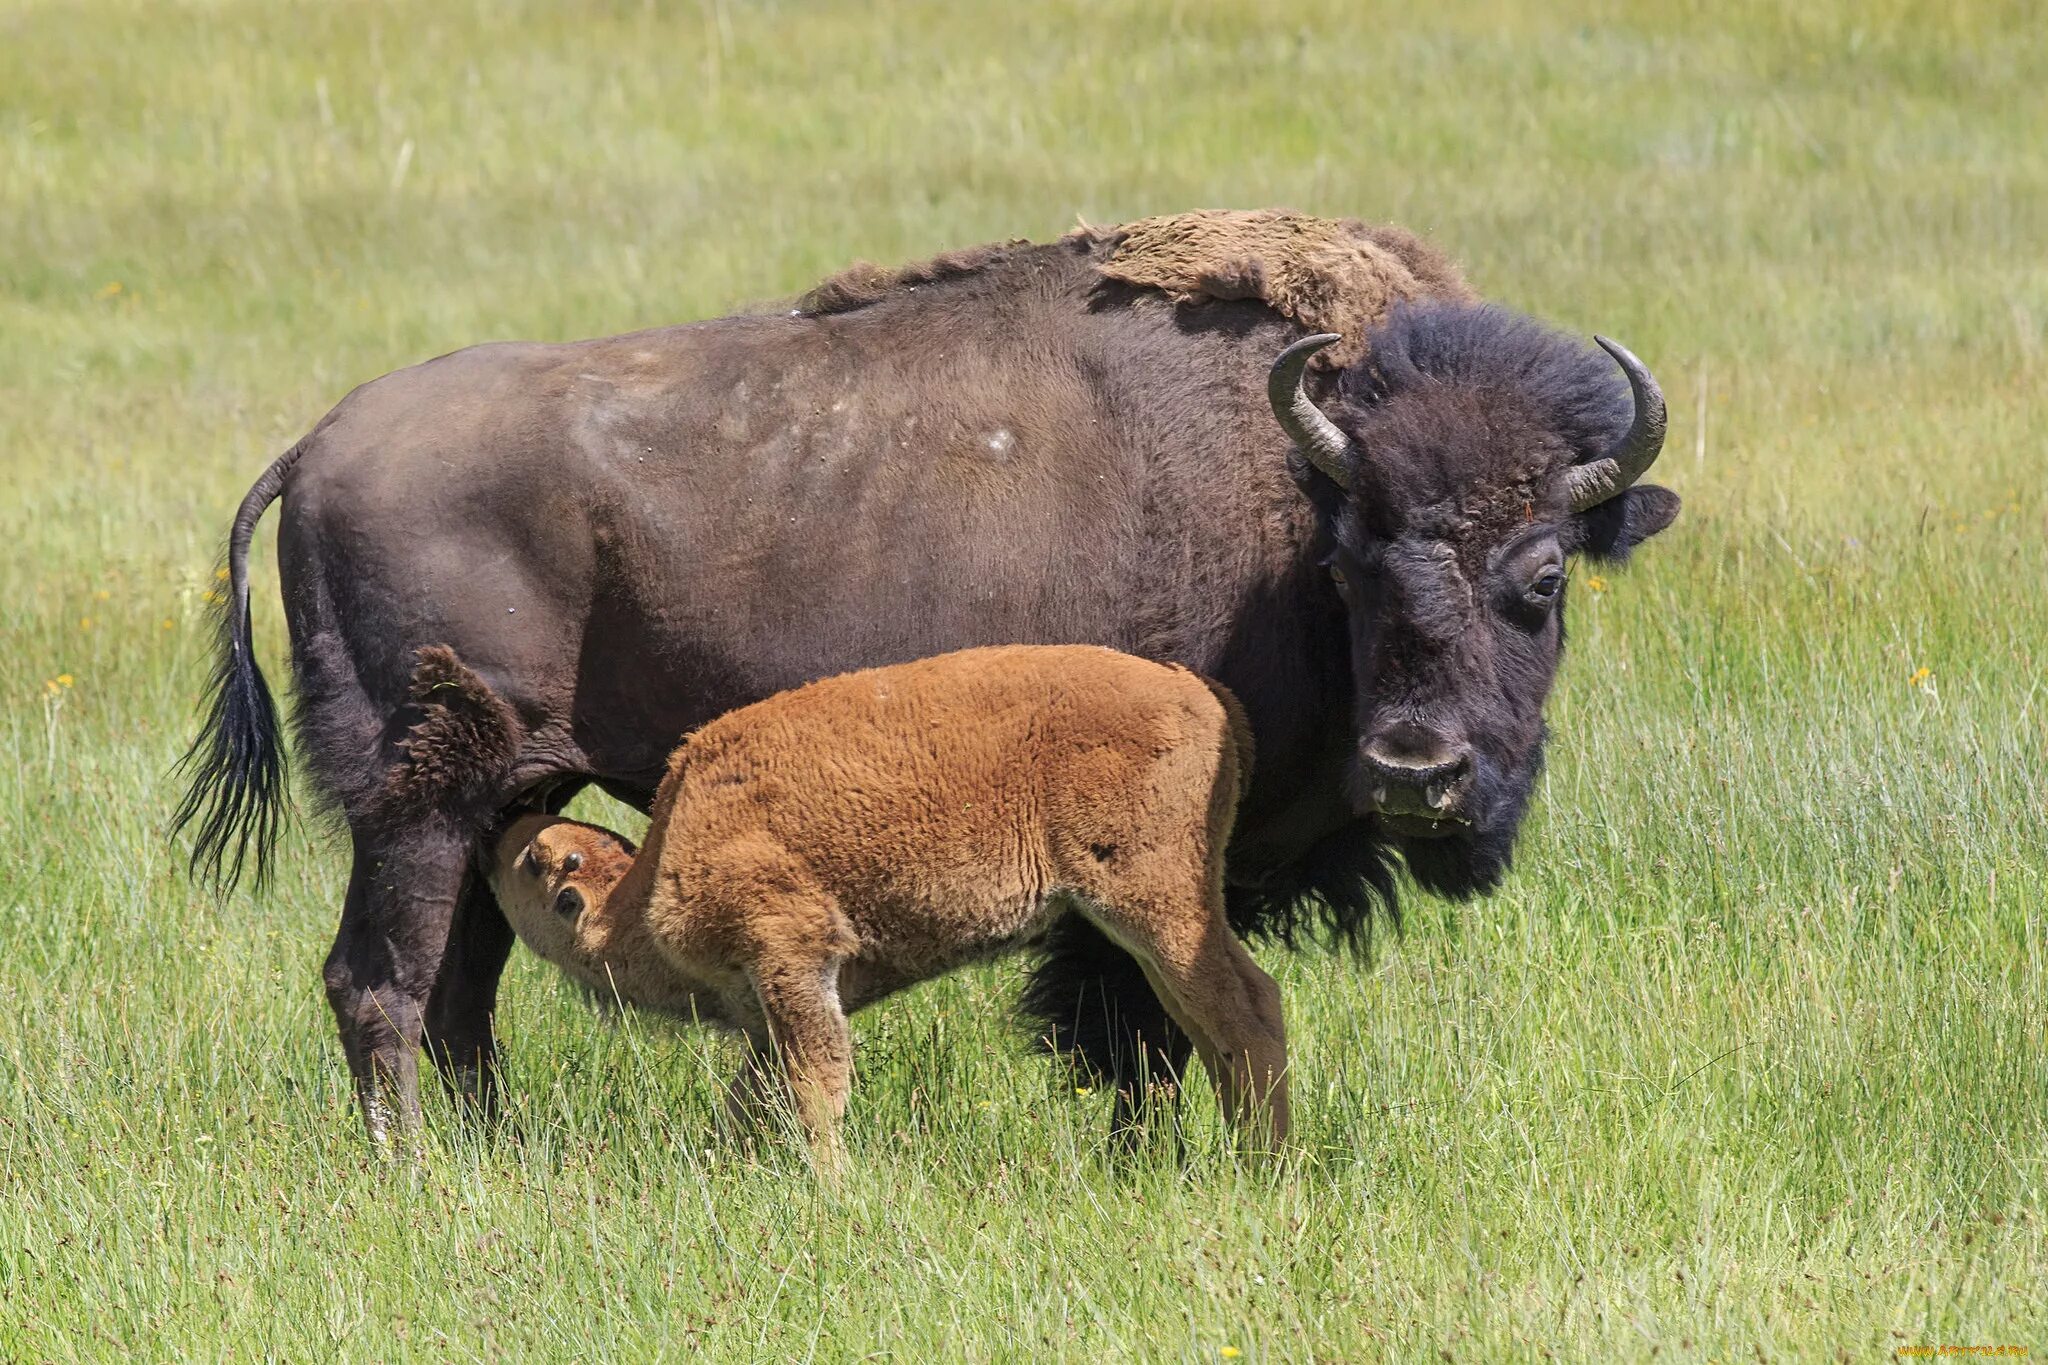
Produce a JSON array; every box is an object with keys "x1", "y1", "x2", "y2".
[
  {"x1": 1092, "y1": 210, "x2": 1476, "y2": 370},
  {"x1": 797, "y1": 241, "x2": 1031, "y2": 315},
  {"x1": 385, "y1": 646, "x2": 523, "y2": 813}
]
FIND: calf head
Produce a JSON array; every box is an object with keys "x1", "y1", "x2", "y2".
[
  {"x1": 1268, "y1": 304, "x2": 1681, "y2": 897},
  {"x1": 487, "y1": 813, "x2": 637, "y2": 963}
]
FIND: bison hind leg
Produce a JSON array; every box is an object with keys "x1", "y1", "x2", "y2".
[{"x1": 325, "y1": 647, "x2": 542, "y2": 1139}]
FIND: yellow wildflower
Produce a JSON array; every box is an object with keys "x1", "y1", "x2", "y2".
[
  {"x1": 215, "y1": 566, "x2": 230, "y2": 581},
  {"x1": 56, "y1": 674, "x2": 74, "y2": 688},
  {"x1": 1220, "y1": 1349, "x2": 1242, "y2": 1360},
  {"x1": 1909, "y1": 667, "x2": 1932, "y2": 687},
  {"x1": 79, "y1": 617, "x2": 94, "y2": 631},
  {"x1": 162, "y1": 618, "x2": 175, "y2": 630},
  {"x1": 1074, "y1": 1086, "x2": 1093, "y2": 1097},
  {"x1": 93, "y1": 589, "x2": 111, "y2": 601},
  {"x1": 95, "y1": 281, "x2": 123, "y2": 299}
]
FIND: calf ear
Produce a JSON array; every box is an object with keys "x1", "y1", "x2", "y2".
[{"x1": 1571, "y1": 485, "x2": 1680, "y2": 563}]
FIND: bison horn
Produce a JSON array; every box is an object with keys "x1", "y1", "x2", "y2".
[
  {"x1": 1267, "y1": 333, "x2": 1357, "y2": 491},
  {"x1": 1565, "y1": 336, "x2": 1668, "y2": 512}
]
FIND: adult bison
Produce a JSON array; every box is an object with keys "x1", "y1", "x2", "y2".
[{"x1": 176, "y1": 210, "x2": 1679, "y2": 1141}]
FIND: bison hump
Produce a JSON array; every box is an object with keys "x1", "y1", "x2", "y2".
[{"x1": 789, "y1": 209, "x2": 1474, "y2": 370}]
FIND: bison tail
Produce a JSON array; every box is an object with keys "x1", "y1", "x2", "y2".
[{"x1": 171, "y1": 440, "x2": 309, "y2": 893}]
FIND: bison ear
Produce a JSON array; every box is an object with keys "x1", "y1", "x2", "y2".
[{"x1": 1569, "y1": 484, "x2": 1680, "y2": 563}]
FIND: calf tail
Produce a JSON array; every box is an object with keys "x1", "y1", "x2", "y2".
[{"x1": 171, "y1": 440, "x2": 309, "y2": 892}]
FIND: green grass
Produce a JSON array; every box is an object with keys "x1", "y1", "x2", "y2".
[{"x1": 3, "y1": 0, "x2": 2045, "y2": 1357}]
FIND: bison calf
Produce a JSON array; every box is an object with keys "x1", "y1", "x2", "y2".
[{"x1": 485, "y1": 644, "x2": 1288, "y2": 1165}]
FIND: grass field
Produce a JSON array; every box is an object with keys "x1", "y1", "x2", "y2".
[{"x1": 3, "y1": 0, "x2": 2045, "y2": 1358}]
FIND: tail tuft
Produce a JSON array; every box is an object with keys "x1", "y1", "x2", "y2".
[{"x1": 172, "y1": 591, "x2": 288, "y2": 891}]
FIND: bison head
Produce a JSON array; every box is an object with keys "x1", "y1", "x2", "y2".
[{"x1": 1268, "y1": 304, "x2": 1680, "y2": 898}]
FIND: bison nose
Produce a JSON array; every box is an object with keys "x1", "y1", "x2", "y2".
[{"x1": 1361, "y1": 726, "x2": 1474, "y2": 822}]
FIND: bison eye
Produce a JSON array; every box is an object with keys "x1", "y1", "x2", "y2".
[
  {"x1": 561, "y1": 851, "x2": 583, "y2": 874},
  {"x1": 1325, "y1": 561, "x2": 1351, "y2": 593},
  {"x1": 1528, "y1": 567, "x2": 1566, "y2": 601},
  {"x1": 554, "y1": 886, "x2": 585, "y2": 919}
]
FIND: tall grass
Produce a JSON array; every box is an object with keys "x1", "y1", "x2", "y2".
[{"x1": 1, "y1": 0, "x2": 2042, "y2": 1357}]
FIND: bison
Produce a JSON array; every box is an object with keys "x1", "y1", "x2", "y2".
[
  {"x1": 174, "y1": 210, "x2": 1678, "y2": 1142},
  {"x1": 482, "y1": 644, "x2": 1286, "y2": 1165}
]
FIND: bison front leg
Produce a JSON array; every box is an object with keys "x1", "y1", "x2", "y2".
[
  {"x1": 323, "y1": 821, "x2": 472, "y2": 1146},
  {"x1": 1021, "y1": 915, "x2": 1193, "y2": 1153}
]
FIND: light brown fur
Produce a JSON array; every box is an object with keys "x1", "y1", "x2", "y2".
[
  {"x1": 1091, "y1": 209, "x2": 1477, "y2": 371},
  {"x1": 486, "y1": 645, "x2": 1288, "y2": 1167}
]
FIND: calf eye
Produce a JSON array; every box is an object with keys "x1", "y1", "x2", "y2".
[
  {"x1": 561, "y1": 852, "x2": 583, "y2": 874},
  {"x1": 554, "y1": 887, "x2": 585, "y2": 919}
]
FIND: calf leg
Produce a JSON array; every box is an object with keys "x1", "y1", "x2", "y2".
[
  {"x1": 323, "y1": 820, "x2": 472, "y2": 1144},
  {"x1": 1080, "y1": 898, "x2": 1290, "y2": 1156},
  {"x1": 1020, "y1": 915, "x2": 1192, "y2": 1149},
  {"x1": 1139, "y1": 939, "x2": 1289, "y2": 1155},
  {"x1": 750, "y1": 959, "x2": 854, "y2": 1173}
]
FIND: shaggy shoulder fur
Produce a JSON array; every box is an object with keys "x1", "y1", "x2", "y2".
[
  {"x1": 1090, "y1": 210, "x2": 1475, "y2": 370},
  {"x1": 797, "y1": 209, "x2": 1474, "y2": 369}
]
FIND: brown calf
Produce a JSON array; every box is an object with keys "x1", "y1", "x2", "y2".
[{"x1": 484, "y1": 644, "x2": 1288, "y2": 1165}]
